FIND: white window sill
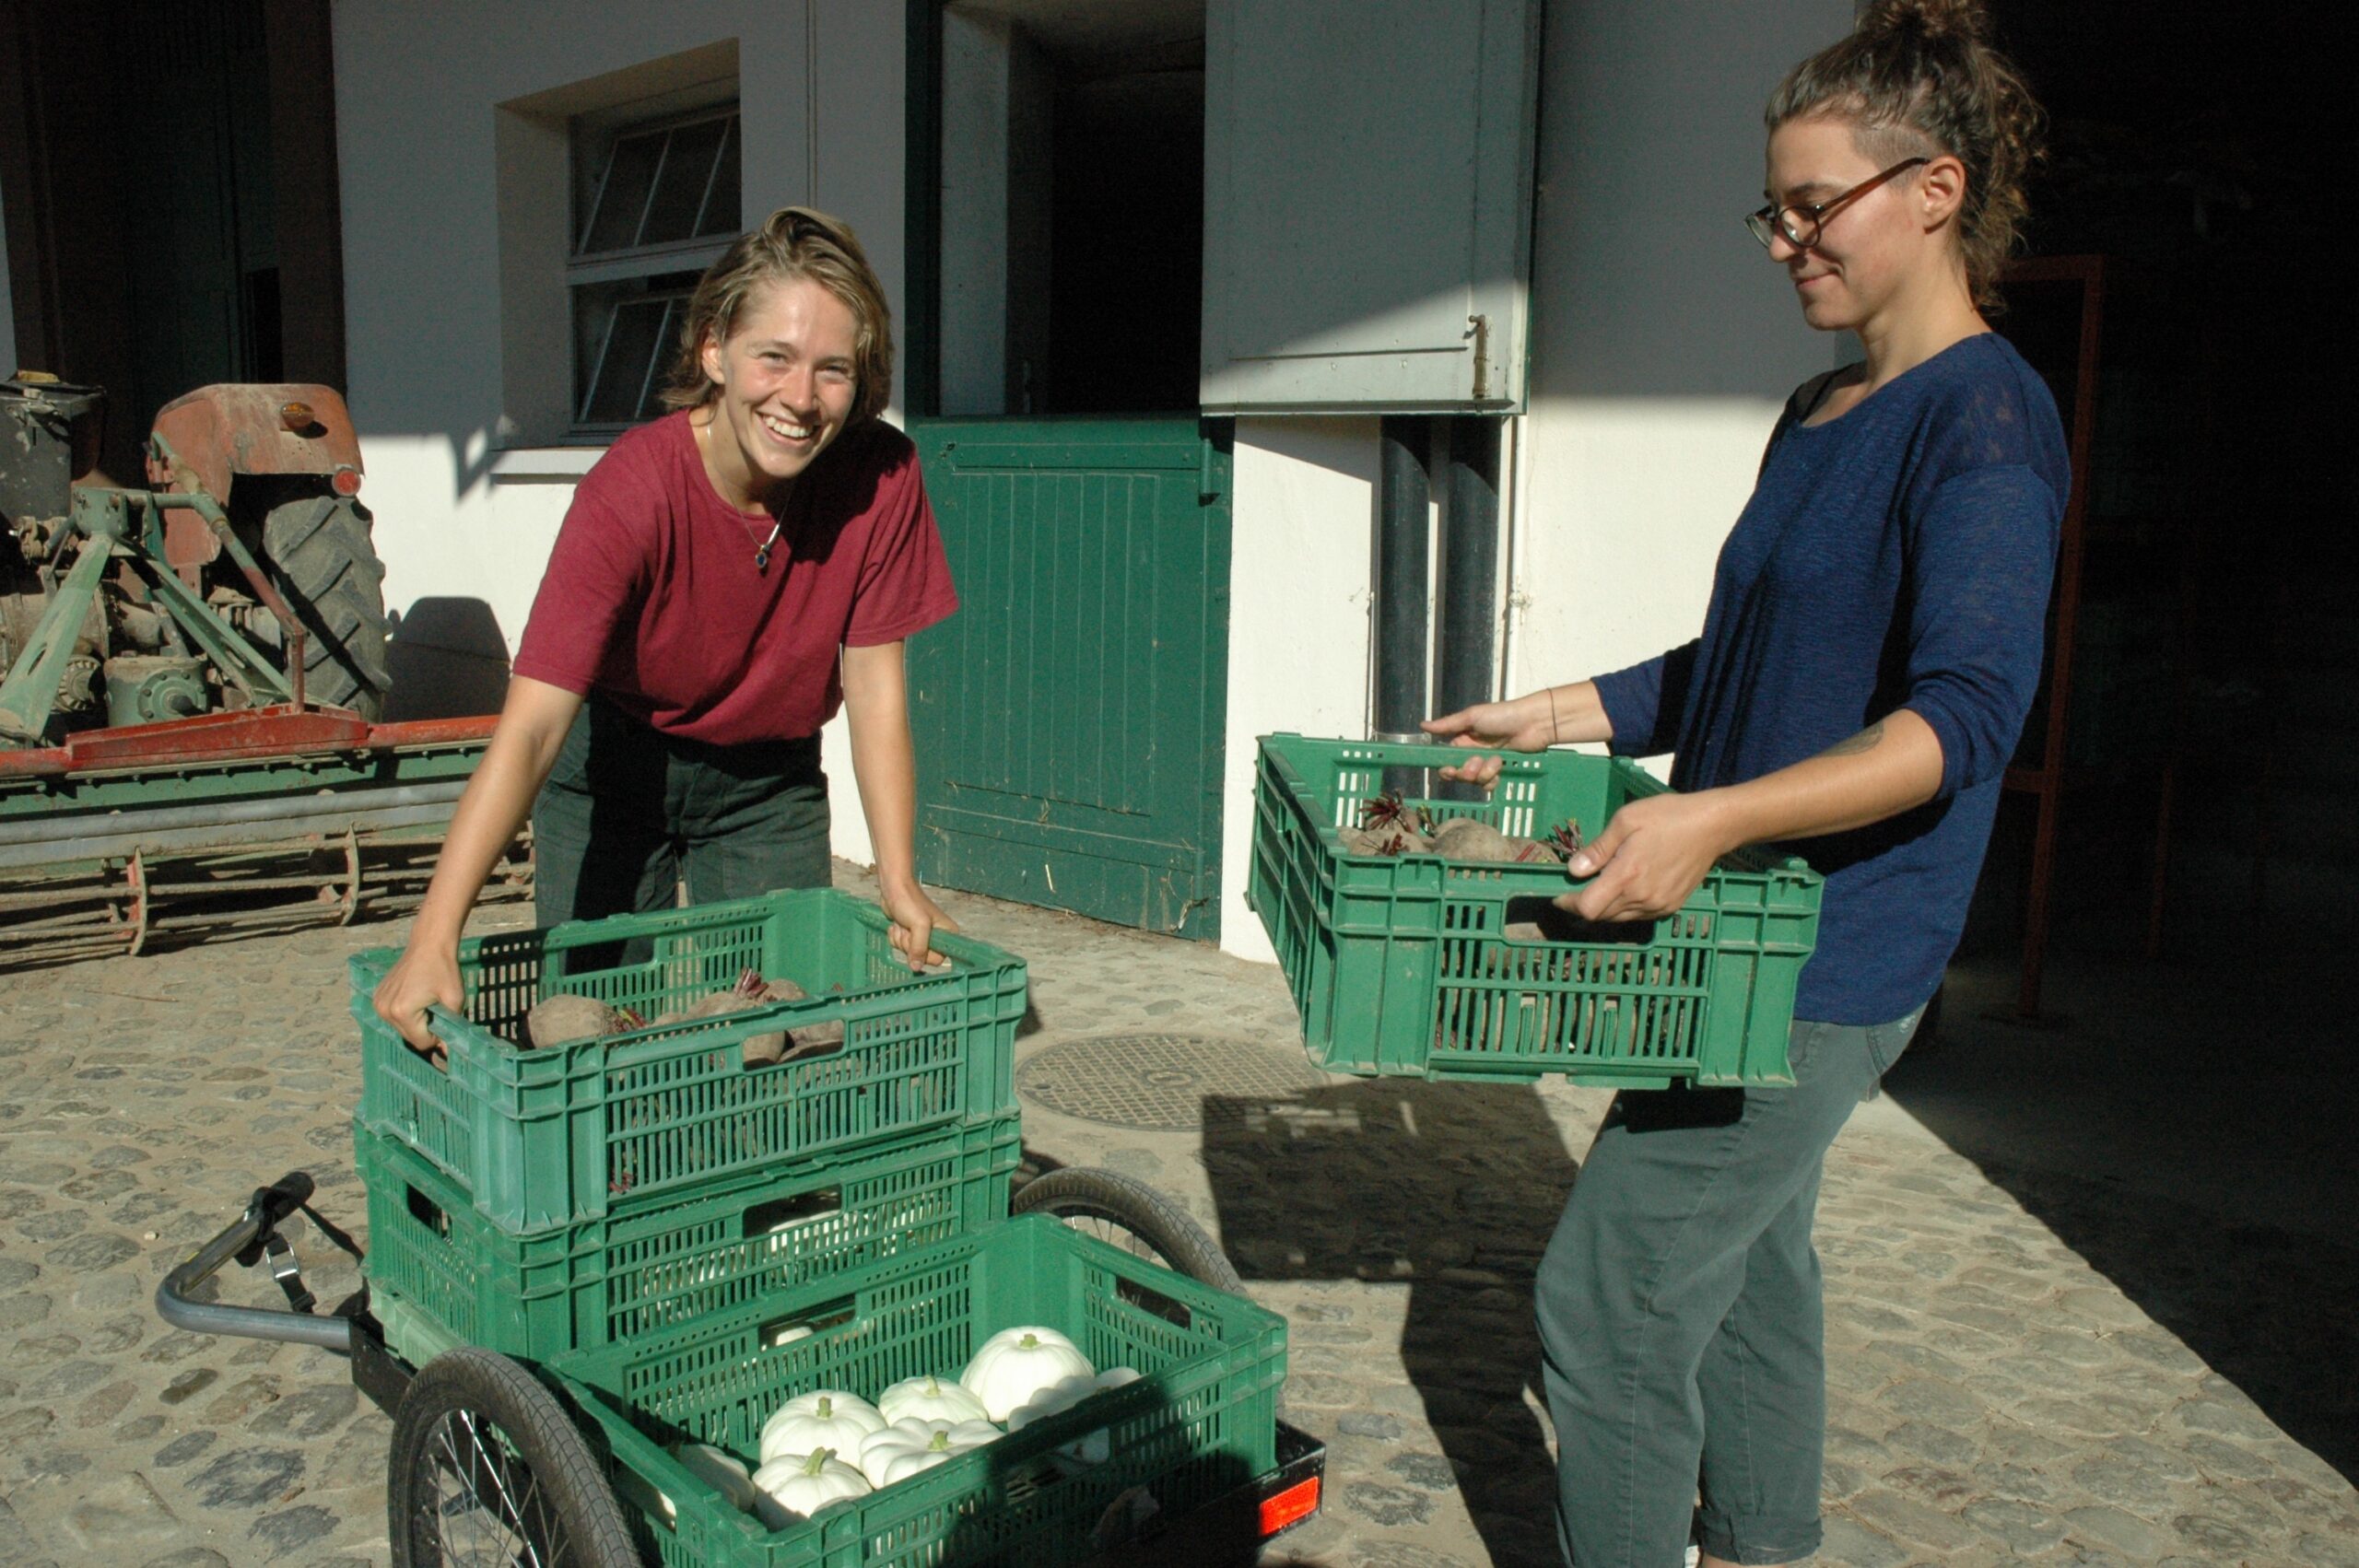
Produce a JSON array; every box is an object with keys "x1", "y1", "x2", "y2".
[{"x1": 489, "y1": 447, "x2": 607, "y2": 484}]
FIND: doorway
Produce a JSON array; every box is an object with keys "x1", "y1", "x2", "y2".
[
  {"x1": 0, "y1": 0, "x2": 346, "y2": 484},
  {"x1": 906, "y1": 0, "x2": 1231, "y2": 942}
]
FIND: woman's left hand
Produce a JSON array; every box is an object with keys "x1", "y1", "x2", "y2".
[
  {"x1": 881, "y1": 877, "x2": 957, "y2": 969},
  {"x1": 1555, "y1": 790, "x2": 1739, "y2": 924}
]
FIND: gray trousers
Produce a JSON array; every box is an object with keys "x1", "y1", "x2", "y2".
[
  {"x1": 532, "y1": 695, "x2": 832, "y2": 930},
  {"x1": 1538, "y1": 1012, "x2": 1920, "y2": 1566}
]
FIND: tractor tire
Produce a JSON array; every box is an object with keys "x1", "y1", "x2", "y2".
[{"x1": 262, "y1": 495, "x2": 392, "y2": 719}]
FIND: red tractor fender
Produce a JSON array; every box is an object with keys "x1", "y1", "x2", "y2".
[{"x1": 145, "y1": 384, "x2": 367, "y2": 573}]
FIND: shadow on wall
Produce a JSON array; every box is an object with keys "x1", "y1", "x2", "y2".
[
  {"x1": 383, "y1": 597, "x2": 511, "y2": 720},
  {"x1": 1203, "y1": 1078, "x2": 1579, "y2": 1568}
]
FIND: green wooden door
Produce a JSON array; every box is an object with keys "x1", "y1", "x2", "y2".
[{"x1": 906, "y1": 417, "x2": 1230, "y2": 942}]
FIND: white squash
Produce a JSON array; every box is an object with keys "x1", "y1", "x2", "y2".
[
  {"x1": 750, "y1": 1446, "x2": 871, "y2": 1527},
  {"x1": 1007, "y1": 1367, "x2": 1143, "y2": 1467},
  {"x1": 855, "y1": 1417, "x2": 1002, "y2": 1487},
  {"x1": 668, "y1": 1441, "x2": 757, "y2": 1512},
  {"x1": 961, "y1": 1326, "x2": 1094, "y2": 1422},
  {"x1": 758, "y1": 1390, "x2": 886, "y2": 1463},
  {"x1": 877, "y1": 1373, "x2": 992, "y2": 1428}
]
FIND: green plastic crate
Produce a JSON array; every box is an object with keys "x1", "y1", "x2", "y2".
[
  {"x1": 1248, "y1": 733, "x2": 1822, "y2": 1088},
  {"x1": 362, "y1": 1113, "x2": 1023, "y2": 1367},
  {"x1": 351, "y1": 889, "x2": 1027, "y2": 1229},
  {"x1": 546, "y1": 1213, "x2": 1288, "y2": 1568}
]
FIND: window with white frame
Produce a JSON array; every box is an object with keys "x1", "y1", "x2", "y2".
[{"x1": 569, "y1": 103, "x2": 743, "y2": 431}]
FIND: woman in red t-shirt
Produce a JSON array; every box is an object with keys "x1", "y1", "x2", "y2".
[{"x1": 374, "y1": 208, "x2": 957, "y2": 1053}]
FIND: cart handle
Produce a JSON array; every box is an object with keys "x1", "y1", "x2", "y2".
[{"x1": 155, "y1": 1171, "x2": 353, "y2": 1352}]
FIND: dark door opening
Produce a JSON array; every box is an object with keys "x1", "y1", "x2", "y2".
[
  {"x1": 934, "y1": 0, "x2": 1204, "y2": 418},
  {"x1": 0, "y1": 0, "x2": 345, "y2": 482}
]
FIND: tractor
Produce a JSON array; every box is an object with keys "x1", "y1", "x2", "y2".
[
  {"x1": 1, "y1": 374, "x2": 391, "y2": 739},
  {"x1": 0, "y1": 375, "x2": 521, "y2": 964}
]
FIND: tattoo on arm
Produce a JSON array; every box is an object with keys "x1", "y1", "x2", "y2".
[{"x1": 1820, "y1": 720, "x2": 1886, "y2": 758}]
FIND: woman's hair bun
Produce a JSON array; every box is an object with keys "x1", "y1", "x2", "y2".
[{"x1": 1858, "y1": 0, "x2": 1993, "y2": 47}]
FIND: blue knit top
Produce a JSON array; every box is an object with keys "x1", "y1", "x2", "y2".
[{"x1": 1592, "y1": 332, "x2": 2068, "y2": 1024}]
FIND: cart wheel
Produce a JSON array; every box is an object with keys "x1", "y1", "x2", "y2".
[
  {"x1": 1012, "y1": 1166, "x2": 1247, "y2": 1294},
  {"x1": 388, "y1": 1346, "x2": 639, "y2": 1568}
]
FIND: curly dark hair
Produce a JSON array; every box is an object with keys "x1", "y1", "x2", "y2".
[{"x1": 1766, "y1": 0, "x2": 2046, "y2": 311}]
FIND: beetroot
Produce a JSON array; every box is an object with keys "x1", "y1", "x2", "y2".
[
  {"x1": 524, "y1": 993, "x2": 629, "y2": 1050},
  {"x1": 675, "y1": 967, "x2": 845, "y2": 1067},
  {"x1": 1430, "y1": 816, "x2": 1561, "y2": 864}
]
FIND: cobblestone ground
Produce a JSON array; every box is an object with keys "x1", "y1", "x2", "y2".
[{"x1": 0, "y1": 869, "x2": 2353, "y2": 1566}]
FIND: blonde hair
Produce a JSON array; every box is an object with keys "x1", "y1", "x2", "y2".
[
  {"x1": 1766, "y1": 0, "x2": 2046, "y2": 311},
  {"x1": 658, "y1": 206, "x2": 895, "y2": 423}
]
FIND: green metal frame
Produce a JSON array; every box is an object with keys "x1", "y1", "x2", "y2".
[{"x1": 0, "y1": 469, "x2": 296, "y2": 748}]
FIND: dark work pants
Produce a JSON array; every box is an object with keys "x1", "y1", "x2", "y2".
[
  {"x1": 1537, "y1": 1012, "x2": 1921, "y2": 1567},
  {"x1": 532, "y1": 696, "x2": 832, "y2": 931}
]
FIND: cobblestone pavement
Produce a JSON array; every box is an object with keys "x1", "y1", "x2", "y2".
[{"x1": 0, "y1": 868, "x2": 2353, "y2": 1566}]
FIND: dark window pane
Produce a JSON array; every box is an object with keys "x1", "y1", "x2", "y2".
[
  {"x1": 581, "y1": 129, "x2": 664, "y2": 254},
  {"x1": 635, "y1": 300, "x2": 686, "y2": 419},
  {"x1": 640, "y1": 118, "x2": 728, "y2": 245},
  {"x1": 581, "y1": 297, "x2": 673, "y2": 422},
  {"x1": 698, "y1": 117, "x2": 741, "y2": 237}
]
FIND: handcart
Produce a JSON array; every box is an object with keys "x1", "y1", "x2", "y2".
[{"x1": 155, "y1": 889, "x2": 1324, "y2": 1567}]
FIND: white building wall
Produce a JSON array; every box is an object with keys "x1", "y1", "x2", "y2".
[
  {"x1": 1216, "y1": 418, "x2": 1378, "y2": 957},
  {"x1": 1511, "y1": 0, "x2": 1853, "y2": 735},
  {"x1": 333, "y1": 0, "x2": 901, "y2": 865}
]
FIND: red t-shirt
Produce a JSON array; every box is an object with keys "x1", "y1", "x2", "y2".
[{"x1": 512, "y1": 413, "x2": 957, "y2": 745}]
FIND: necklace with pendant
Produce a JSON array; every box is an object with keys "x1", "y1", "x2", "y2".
[{"x1": 751, "y1": 520, "x2": 782, "y2": 572}]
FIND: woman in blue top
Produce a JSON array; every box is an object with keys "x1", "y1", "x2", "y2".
[{"x1": 1426, "y1": 3, "x2": 2063, "y2": 1562}]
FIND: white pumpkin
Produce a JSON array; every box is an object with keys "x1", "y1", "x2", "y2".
[
  {"x1": 758, "y1": 1390, "x2": 886, "y2": 1463},
  {"x1": 855, "y1": 1417, "x2": 1002, "y2": 1487},
  {"x1": 750, "y1": 1446, "x2": 871, "y2": 1527},
  {"x1": 1007, "y1": 1367, "x2": 1143, "y2": 1467},
  {"x1": 876, "y1": 1373, "x2": 992, "y2": 1428},
  {"x1": 668, "y1": 1441, "x2": 757, "y2": 1512},
  {"x1": 961, "y1": 1326, "x2": 1094, "y2": 1422}
]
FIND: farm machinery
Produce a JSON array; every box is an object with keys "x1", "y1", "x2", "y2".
[{"x1": 0, "y1": 375, "x2": 523, "y2": 964}]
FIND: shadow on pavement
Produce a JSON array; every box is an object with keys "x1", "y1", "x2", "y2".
[
  {"x1": 1884, "y1": 953, "x2": 2359, "y2": 1483},
  {"x1": 1203, "y1": 1078, "x2": 1579, "y2": 1568}
]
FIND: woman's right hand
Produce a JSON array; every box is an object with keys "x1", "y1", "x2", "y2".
[
  {"x1": 1423, "y1": 693, "x2": 1559, "y2": 785},
  {"x1": 373, "y1": 938, "x2": 464, "y2": 1061}
]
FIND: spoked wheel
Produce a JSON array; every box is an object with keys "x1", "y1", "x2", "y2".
[
  {"x1": 1012, "y1": 1165, "x2": 1247, "y2": 1294},
  {"x1": 388, "y1": 1346, "x2": 639, "y2": 1568}
]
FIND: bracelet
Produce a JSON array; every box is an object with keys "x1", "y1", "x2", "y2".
[{"x1": 1547, "y1": 687, "x2": 1560, "y2": 746}]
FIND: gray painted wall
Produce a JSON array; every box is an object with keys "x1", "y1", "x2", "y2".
[{"x1": 0, "y1": 182, "x2": 15, "y2": 378}]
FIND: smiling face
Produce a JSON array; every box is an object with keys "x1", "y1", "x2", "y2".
[
  {"x1": 1762, "y1": 115, "x2": 1948, "y2": 336},
  {"x1": 694, "y1": 275, "x2": 862, "y2": 512}
]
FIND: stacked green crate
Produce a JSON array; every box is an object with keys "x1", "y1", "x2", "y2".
[
  {"x1": 352, "y1": 889, "x2": 1027, "y2": 1230},
  {"x1": 348, "y1": 888, "x2": 1028, "y2": 1365},
  {"x1": 552, "y1": 1215, "x2": 1288, "y2": 1568},
  {"x1": 358, "y1": 1116, "x2": 1023, "y2": 1369}
]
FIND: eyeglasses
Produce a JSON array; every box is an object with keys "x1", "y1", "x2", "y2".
[{"x1": 1746, "y1": 158, "x2": 1929, "y2": 250}]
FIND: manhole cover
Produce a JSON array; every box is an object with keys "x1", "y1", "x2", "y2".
[{"x1": 1015, "y1": 1034, "x2": 1322, "y2": 1129}]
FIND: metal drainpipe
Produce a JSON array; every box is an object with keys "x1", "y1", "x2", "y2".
[
  {"x1": 1373, "y1": 415, "x2": 1432, "y2": 746},
  {"x1": 1434, "y1": 415, "x2": 1503, "y2": 720}
]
